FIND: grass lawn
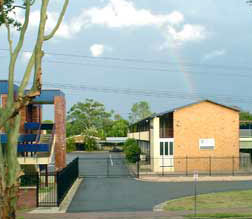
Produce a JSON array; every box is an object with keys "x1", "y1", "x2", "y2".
[
  {"x1": 186, "y1": 213, "x2": 252, "y2": 218},
  {"x1": 163, "y1": 190, "x2": 252, "y2": 211}
]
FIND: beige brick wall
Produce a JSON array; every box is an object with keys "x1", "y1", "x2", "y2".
[{"x1": 173, "y1": 101, "x2": 239, "y2": 172}]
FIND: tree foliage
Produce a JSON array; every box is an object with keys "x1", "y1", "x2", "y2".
[
  {"x1": 124, "y1": 138, "x2": 140, "y2": 163},
  {"x1": 66, "y1": 137, "x2": 76, "y2": 153},
  {"x1": 107, "y1": 118, "x2": 129, "y2": 137},
  {"x1": 129, "y1": 101, "x2": 152, "y2": 124},
  {"x1": 240, "y1": 111, "x2": 252, "y2": 121},
  {"x1": 67, "y1": 99, "x2": 129, "y2": 140},
  {"x1": 0, "y1": 0, "x2": 24, "y2": 30},
  {"x1": 67, "y1": 99, "x2": 113, "y2": 138}
]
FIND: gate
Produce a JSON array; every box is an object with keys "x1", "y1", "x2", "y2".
[
  {"x1": 37, "y1": 158, "x2": 79, "y2": 207},
  {"x1": 78, "y1": 157, "x2": 137, "y2": 178}
]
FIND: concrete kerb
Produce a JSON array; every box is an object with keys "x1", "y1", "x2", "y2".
[
  {"x1": 29, "y1": 178, "x2": 83, "y2": 214},
  {"x1": 137, "y1": 175, "x2": 252, "y2": 182}
]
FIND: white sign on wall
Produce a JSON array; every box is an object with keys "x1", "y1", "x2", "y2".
[{"x1": 199, "y1": 138, "x2": 215, "y2": 150}]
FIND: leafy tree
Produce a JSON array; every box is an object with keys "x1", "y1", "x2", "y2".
[
  {"x1": 67, "y1": 99, "x2": 113, "y2": 138},
  {"x1": 124, "y1": 138, "x2": 141, "y2": 163},
  {"x1": 129, "y1": 101, "x2": 152, "y2": 124},
  {"x1": 66, "y1": 137, "x2": 76, "y2": 153},
  {"x1": 107, "y1": 119, "x2": 129, "y2": 137},
  {"x1": 240, "y1": 111, "x2": 252, "y2": 121},
  {"x1": 83, "y1": 127, "x2": 98, "y2": 151},
  {"x1": 0, "y1": 0, "x2": 22, "y2": 30},
  {"x1": 0, "y1": 0, "x2": 69, "y2": 218}
]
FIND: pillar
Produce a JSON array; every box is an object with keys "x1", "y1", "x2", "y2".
[{"x1": 54, "y1": 96, "x2": 66, "y2": 171}]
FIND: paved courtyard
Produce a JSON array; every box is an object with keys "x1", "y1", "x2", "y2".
[{"x1": 67, "y1": 152, "x2": 252, "y2": 212}]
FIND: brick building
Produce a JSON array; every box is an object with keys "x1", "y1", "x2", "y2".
[
  {"x1": 0, "y1": 80, "x2": 66, "y2": 172},
  {"x1": 128, "y1": 100, "x2": 240, "y2": 173}
]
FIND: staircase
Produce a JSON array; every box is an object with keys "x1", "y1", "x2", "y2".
[
  {"x1": 37, "y1": 134, "x2": 52, "y2": 157},
  {"x1": 39, "y1": 134, "x2": 51, "y2": 144}
]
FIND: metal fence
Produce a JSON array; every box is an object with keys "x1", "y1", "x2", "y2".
[
  {"x1": 138, "y1": 156, "x2": 252, "y2": 177},
  {"x1": 37, "y1": 172, "x2": 57, "y2": 207},
  {"x1": 78, "y1": 157, "x2": 136, "y2": 178},
  {"x1": 57, "y1": 158, "x2": 79, "y2": 205},
  {"x1": 18, "y1": 158, "x2": 79, "y2": 207},
  {"x1": 37, "y1": 158, "x2": 79, "y2": 207}
]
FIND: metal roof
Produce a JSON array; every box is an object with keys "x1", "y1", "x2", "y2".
[
  {"x1": 28, "y1": 89, "x2": 65, "y2": 104},
  {"x1": 0, "y1": 80, "x2": 65, "y2": 104},
  {"x1": 130, "y1": 99, "x2": 240, "y2": 126},
  {"x1": 0, "y1": 80, "x2": 19, "y2": 94}
]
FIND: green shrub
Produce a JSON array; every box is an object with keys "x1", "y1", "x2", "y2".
[
  {"x1": 84, "y1": 135, "x2": 97, "y2": 151},
  {"x1": 124, "y1": 138, "x2": 141, "y2": 163},
  {"x1": 66, "y1": 137, "x2": 76, "y2": 152},
  {"x1": 123, "y1": 138, "x2": 137, "y2": 151}
]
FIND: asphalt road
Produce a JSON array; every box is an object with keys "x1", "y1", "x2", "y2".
[{"x1": 67, "y1": 152, "x2": 252, "y2": 212}]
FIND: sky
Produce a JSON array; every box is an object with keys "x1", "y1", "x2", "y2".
[{"x1": 1, "y1": 0, "x2": 252, "y2": 120}]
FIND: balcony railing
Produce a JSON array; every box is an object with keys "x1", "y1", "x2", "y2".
[{"x1": 0, "y1": 122, "x2": 55, "y2": 156}]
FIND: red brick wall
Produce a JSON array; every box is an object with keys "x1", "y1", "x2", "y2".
[
  {"x1": 17, "y1": 188, "x2": 36, "y2": 209},
  {"x1": 173, "y1": 101, "x2": 240, "y2": 172},
  {"x1": 1, "y1": 94, "x2": 7, "y2": 108},
  {"x1": 54, "y1": 96, "x2": 66, "y2": 171},
  {"x1": 32, "y1": 105, "x2": 42, "y2": 123}
]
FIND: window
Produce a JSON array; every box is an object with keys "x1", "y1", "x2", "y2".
[
  {"x1": 165, "y1": 142, "x2": 168, "y2": 155},
  {"x1": 170, "y1": 142, "x2": 174, "y2": 155},
  {"x1": 199, "y1": 138, "x2": 215, "y2": 150},
  {"x1": 160, "y1": 142, "x2": 163, "y2": 155}
]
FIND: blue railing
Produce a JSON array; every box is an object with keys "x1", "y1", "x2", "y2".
[
  {"x1": 0, "y1": 122, "x2": 55, "y2": 153},
  {"x1": 24, "y1": 122, "x2": 41, "y2": 130}
]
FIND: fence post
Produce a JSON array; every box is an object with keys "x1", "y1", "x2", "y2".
[
  {"x1": 45, "y1": 165, "x2": 48, "y2": 187},
  {"x1": 232, "y1": 156, "x2": 235, "y2": 176},
  {"x1": 186, "y1": 156, "x2": 188, "y2": 176},
  {"x1": 76, "y1": 157, "x2": 79, "y2": 177},
  {"x1": 162, "y1": 156, "x2": 164, "y2": 176},
  {"x1": 56, "y1": 171, "x2": 60, "y2": 206},
  {"x1": 36, "y1": 172, "x2": 39, "y2": 207},
  {"x1": 137, "y1": 161, "x2": 140, "y2": 178},
  {"x1": 209, "y1": 157, "x2": 211, "y2": 176}
]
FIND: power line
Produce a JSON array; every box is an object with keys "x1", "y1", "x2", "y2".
[
  {"x1": 16, "y1": 80, "x2": 252, "y2": 105},
  {"x1": 2, "y1": 48, "x2": 252, "y2": 73},
  {"x1": 44, "y1": 59, "x2": 252, "y2": 79}
]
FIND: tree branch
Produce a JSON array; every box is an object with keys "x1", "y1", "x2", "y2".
[
  {"x1": 31, "y1": 0, "x2": 49, "y2": 93},
  {"x1": 7, "y1": 0, "x2": 31, "y2": 106},
  {"x1": 18, "y1": 50, "x2": 35, "y2": 97},
  {"x1": 1, "y1": 3, "x2": 12, "y2": 55},
  {"x1": 44, "y1": 0, "x2": 69, "y2": 41}
]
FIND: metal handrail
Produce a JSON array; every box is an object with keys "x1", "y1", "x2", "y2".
[{"x1": 49, "y1": 124, "x2": 56, "y2": 153}]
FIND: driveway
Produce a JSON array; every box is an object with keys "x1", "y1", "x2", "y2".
[{"x1": 67, "y1": 152, "x2": 252, "y2": 212}]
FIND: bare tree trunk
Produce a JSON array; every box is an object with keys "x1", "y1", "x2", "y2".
[
  {"x1": 0, "y1": 116, "x2": 21, "y2": 219},
  {"x1": 0, "y1": 0, "x2": 69, "y2": 218}
]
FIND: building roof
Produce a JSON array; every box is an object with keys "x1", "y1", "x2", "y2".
[
  {"x1": 0, "y1": 80, "x2": 19, "y2": 94},
  {"x1": 130, "y1": 99, "x2": 240, "y2": 126},
  {"x1": 0, "y1": 80, "x2": 65, "y2": 104},
  {"x1": 155, "y1": 99, "x2": 240, "y2": 117},
  {"x1": 28, "y1": 89, "x2": 65, "y2": 104}
]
